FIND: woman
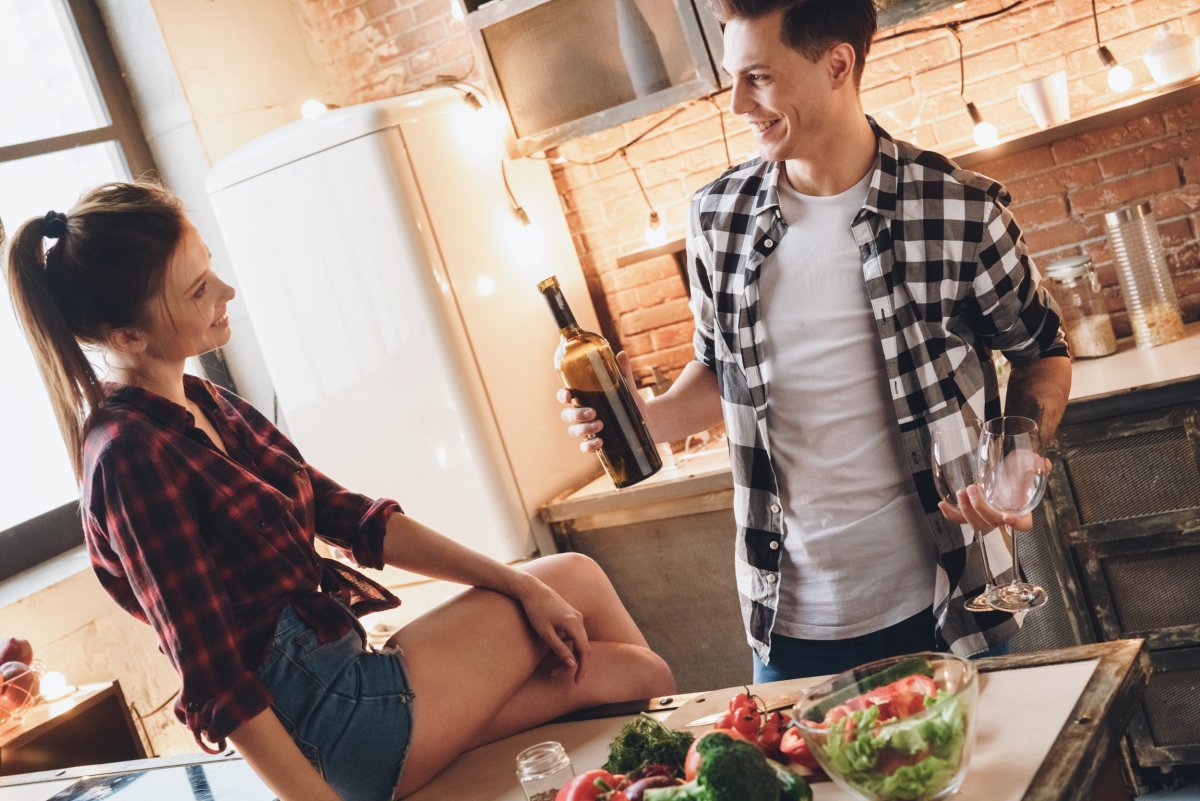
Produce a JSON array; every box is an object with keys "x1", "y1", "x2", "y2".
[{"x1": 5, "y1": 182, "x2": 675, "y2": 801}]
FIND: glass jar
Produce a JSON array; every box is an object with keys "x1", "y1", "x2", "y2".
[
  {"x1": 1105, "y1": 202, "x2": 1185, "y2": 349},
  {"x1": 1043, "y1": 255, "x2": 1117, "y2": 358},
  {"x1": 516, "y1": 741, "x2": 574, "y2": 801}
]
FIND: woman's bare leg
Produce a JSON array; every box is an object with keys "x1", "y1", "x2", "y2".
[{"x1": 388, "y1": 553, "x2": 675, "y2": 797}]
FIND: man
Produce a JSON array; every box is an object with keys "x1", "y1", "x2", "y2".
[{"x1": 561, "y1": 0, "x2": 1071, "y2": 681}]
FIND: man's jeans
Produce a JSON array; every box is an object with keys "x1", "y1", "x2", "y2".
[{"x1": 752, "y1": 607, "x2": 1010, "y2": 682}]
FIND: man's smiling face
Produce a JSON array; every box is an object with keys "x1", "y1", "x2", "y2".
[{"x1": 723, "y1": 8, "x2": 838, "y2": 164}]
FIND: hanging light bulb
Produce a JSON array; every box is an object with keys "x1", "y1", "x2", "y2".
[
  {"x1": 1097, "y1": 46, "x2": 1133, "y2": 93},
  {"x1": 461, "y1": 89, "x2": 484, "y2": 111},
  {"x1": 300, "y1": 99, "x2": 328, "y2": 119},
  {"x1": 965, "y1": 102, "x2": 999, "y2": 148},
  {"x1": 644, "y1": 210, "x2": 667, "y2": 246},
  {"x1": 949, "y1": 27, "x2": 996, "y2": 149},
  {"x1": 512, "y1": 205, "x2": 531, "y2": 227},
  {"x1": 40, "y1": 671, "x2": 74, "y2": 702}
]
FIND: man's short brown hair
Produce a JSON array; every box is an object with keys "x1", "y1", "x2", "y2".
[{"x1": 710, "y1": 0, "x2": 877, "y2": 87}]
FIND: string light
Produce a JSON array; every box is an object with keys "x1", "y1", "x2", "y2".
[
  {"x1": 1090, "y1": 0, "x2": 1133, "y2": 93},
  {"x1": 706, "y1": 97, "x2": 733, "y2": 169},
  {"x1": 644, "y1": 210, "x2": 667, "y2": 246},
  {"x1": 300, "y1": 99, "x2": 329, "y2": 119},
  {"x1": 965, "y1": 102, "x2": 998, "y2": 147},
  {"x1": 40, "y1": 671, "x2": 74, "y2": 702},
  {"x1": 948, "y1": 25, "x2": 998, "y2": 149},
  {"x1": 499, "y1": 158, "x2": 531, "y2": 226},
  {"x1": 621, "y1": 149, "x2": 666, "y2": 246}
]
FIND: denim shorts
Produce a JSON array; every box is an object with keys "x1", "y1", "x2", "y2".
[{"x1": 256, "y1": 604, "x2": 415, "y2": 801}]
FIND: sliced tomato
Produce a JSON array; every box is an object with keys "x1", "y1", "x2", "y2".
[
  {"x1": 824, "y1": 674, "x2": 938, "y2": 725},
  {"x1": 884, "y1": 675, "x2": 938, "y2": 718},
  {"x1": 779, "y1": 726, "x2": 821, "y2": 771},
  {"x1": 875, "y1": 747, "x2": 931, "y2": 777}
]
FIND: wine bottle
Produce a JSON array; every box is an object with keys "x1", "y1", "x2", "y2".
[{"x1": 538, "y1": 276, "x2": 662, "y2": 488}]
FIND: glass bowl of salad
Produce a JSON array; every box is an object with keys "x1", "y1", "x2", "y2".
[{"x1": 792, "y1": 652, "x2": 979, "y2": 801}]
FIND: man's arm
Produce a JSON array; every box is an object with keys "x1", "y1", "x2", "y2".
[
  {"x1": 1004, "y1": 355, "x2": 1072, "y2": 443},
  {"x1": 560, "y1": 356, "x2": 723, "y2": 452},
  {"x1": 643, "y1": 360, "x2": 724, "y2": 442}
]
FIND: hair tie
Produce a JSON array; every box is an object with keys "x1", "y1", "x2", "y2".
[{"x1": 42, "y1": 211, "x2": 68, "y2": 240}]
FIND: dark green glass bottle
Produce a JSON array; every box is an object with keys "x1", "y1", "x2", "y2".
[{"x1": 538, "y1": 276, "x2": 661, "y2": 488}]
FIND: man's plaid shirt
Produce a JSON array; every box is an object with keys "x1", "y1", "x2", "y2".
[{"x1": 687, "y1": 119, "x2": 1068, "y2": 663}]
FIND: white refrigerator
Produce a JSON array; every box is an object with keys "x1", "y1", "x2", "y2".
[{"x1": 206, "y1": 88, "x2": 601, "y2": 573}]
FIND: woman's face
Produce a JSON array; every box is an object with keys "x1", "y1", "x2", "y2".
[{"x1": 141, "y1": 221, "x2": 236, "y2": 363}]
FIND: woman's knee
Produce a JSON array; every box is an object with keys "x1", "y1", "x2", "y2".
[
  {"x1": 628, "y1": 647, "x2": 677, "y2": 698},
  {"x1": 527, "y1": 551, "x2": 608, "y2": 590}
]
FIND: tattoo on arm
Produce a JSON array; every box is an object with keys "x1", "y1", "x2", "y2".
[
  {"x1": 1004, "y1": 355, "x2": 1071, "y2": 445},
  {"x1": 1006, "y1": 392, "x2": 1048, "y2": 433}
]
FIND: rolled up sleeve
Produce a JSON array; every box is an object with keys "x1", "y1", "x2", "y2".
[
  {"x1": 971, "y1": 197, "x2": 1070, "y2": 366},
  {"x1": 303, "y1": 464, "x2": 400, "y2": 571},
  {"x1": 688, "y1": 197, "x2": 718, "y2": 372}
]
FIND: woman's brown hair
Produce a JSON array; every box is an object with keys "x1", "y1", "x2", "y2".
[{"x1": 4, "y1": 181, "x2": 186, "y2": 480}]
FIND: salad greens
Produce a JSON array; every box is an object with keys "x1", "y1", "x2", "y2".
[{"x1": 820, "y1": 691, "x2": 966, "y2": 801}]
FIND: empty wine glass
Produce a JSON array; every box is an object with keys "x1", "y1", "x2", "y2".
[
  {"x1": 977, "y1": 416, "x2": 1051, "y2": 612},
  {"x1": 931, "y1": 424, "x2": 995, "y2": 613}
]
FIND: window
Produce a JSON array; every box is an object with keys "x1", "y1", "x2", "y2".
[{"x1": 0, "y1": 0, "x2": 155, "y2": 576}]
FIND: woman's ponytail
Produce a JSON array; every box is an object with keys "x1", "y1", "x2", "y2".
[
  {"x1": 3, "y1": 182, "x2": 185, "y2": 481},
  {"x1": 6, "y1": 216, "x2": 103, "y2": 481}
]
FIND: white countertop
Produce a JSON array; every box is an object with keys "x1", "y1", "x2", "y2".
[{"x1": 1068, "y1": 320, "x2": 1200, "y2": 403}]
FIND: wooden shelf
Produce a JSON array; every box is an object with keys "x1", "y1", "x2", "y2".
[
  {"x1": 0, "y1": 681, "x2": 145, "y2": 776},
  {"x1": 954, "y1": 75, "x2": 1200, "y2": 168}
]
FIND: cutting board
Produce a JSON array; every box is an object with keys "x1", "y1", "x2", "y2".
[{"x1": 660, "y1": 675, "x2": 827, "y2": 730}]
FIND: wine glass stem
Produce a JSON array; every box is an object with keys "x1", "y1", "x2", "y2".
[
  {"x1": 975, "y1": 527, "x2": 993, "y2": 590},
  {"x1": 1004, "y1": 522, "x2": 1020, "y2": 588}
]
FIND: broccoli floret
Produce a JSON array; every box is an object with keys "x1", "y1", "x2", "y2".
[{"x1": 644, "y1": 733, "x2": 779, "y2": 801}]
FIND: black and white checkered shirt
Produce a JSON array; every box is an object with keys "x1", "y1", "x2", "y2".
[{"x1": 687, "y1": 119, "x2": 1068, "y2": 663}]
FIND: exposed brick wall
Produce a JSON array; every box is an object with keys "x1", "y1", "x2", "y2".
[
  {"x1": 293, "y1": 0, "x2": 475, "y2": 102},
  {"x1": 549, "y1": 0, "x2": 1200, "y2": 384},
  {"x1": 294, "y1": 0, "x2": 1200, "y2": 382},
  {"x1": 972, "y1": 94, "x2": 1200, "y2": 339}
]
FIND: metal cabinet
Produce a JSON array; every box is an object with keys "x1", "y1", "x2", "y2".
[{"x1": 1018, "y1": 377, "x2": 1200, "y2": 780}]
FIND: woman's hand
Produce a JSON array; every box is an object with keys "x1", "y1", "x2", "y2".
[
  {"x1": 939, "y1": 485, "x2": 1033, "y2": 531},
  {"x1": 511, "y1": 573, "x2": 592, "y2": 683}
]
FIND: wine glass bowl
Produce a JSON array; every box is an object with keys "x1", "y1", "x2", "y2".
[
  {"x1": 976, "y1": 416, "x2": 1051, "y2": 612},
  {"x1": 930, "y1": 425, "x2": 994, "y2": 613},
  {"x1": 792, "y1": 652, "x2": 980, "y2": 801}
]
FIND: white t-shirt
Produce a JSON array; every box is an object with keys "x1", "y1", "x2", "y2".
[{"x1": 760, "y1": 167, "x2": 938, "y2": 640}]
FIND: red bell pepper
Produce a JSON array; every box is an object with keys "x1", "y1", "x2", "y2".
[{"x1": 554, "y1": 769, "x2": 630, "y2": 801}]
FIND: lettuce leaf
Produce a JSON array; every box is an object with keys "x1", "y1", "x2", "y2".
[{"x1": 819, "y1": 691, "x2": 967, "y2": 800}]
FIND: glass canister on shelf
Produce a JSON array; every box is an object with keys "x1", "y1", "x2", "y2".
[
  {"x1": 516, "y1": 741, "x2": 574, "y2": 801},
  {"x1": 1104, "y1": 202, "x2": 1185, "y2": 349},
  {"x1": 1042, "y1": 255, "x2": 1117, "y2": 358}
]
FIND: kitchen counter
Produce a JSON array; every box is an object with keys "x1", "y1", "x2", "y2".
[
  {"x1": 412, "y1": 639, "x2": 1150, "y2": 801},
  {"x1": 0, "y1": 640, "x2": 1150, "y2": 801}
]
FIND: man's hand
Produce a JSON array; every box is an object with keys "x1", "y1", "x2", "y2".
[
  {"x1": 556, "y1": 352, "x2": 643, "y2": 454},
  {"x1": 939, "y1": 486, "x2": 1033, "y2": 531}
]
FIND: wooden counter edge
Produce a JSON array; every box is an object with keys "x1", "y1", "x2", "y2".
[{"x1": 978, "y1": 639, "x2": 1150, "y2": 801}]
